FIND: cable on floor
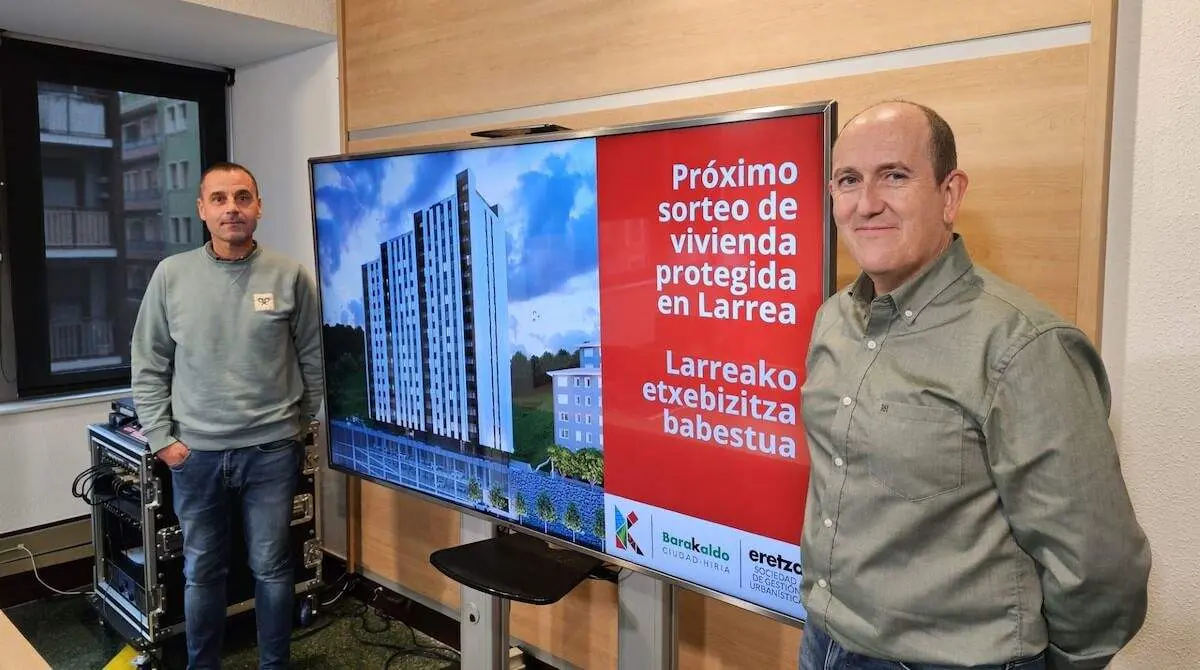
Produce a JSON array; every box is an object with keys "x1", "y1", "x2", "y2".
[
  {"x1": 288, "y1": 577, "x2": 461, "y2": 668},
  {"x1": 0, "y1": 544, "x2": 94, "y2": 597}
]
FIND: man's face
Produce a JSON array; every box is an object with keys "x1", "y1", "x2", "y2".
[
  {"x1": 197, "y1": 168, "x2": 260, "y2": 249},
  {"x1": 829, "y1": 104, "x2": 967, "y2": 294}
]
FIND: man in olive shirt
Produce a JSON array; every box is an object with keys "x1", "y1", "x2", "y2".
[{"x1": 799, "y1": 101, "x2": 1150, "y2": 670}]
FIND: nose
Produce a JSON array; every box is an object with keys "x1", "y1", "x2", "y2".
[{"x1": 855, "y1": 181, "x2": 885, "y2": 218}]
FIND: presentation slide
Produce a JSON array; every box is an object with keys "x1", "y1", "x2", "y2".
[{"x1": 309, "y1": 105, "x2": 831, "y2": 622}]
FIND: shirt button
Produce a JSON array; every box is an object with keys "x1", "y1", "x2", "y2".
[
  {"x1": 866, "y1": 340, "x2": 877, "y2": 350},
  {"x1": 834, "y1": 457, "x2": 845, "y2": 467},
  {"x1": 818, "y1": 578, "x2": 828, "y2": 589},
  {"x1": 823, "y1": 518, "x2": 833, "y2": 527},
  {"x1": 904, "y1": 309, "x2": 914, "y2": 319},
  {"x1": 841, "y1": 396, "x2": 852, "y2": 406}
]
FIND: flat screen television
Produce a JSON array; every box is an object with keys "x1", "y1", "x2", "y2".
[{"x1": 307, "y1": 101, "x2": 836, "y2": 625}]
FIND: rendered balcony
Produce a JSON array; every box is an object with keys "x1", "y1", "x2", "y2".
[{"x1": 44, "y1": 208, "x2": 116, "y2": 258}]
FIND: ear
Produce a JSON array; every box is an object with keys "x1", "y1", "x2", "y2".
[
  {"x1": 940, "y1": 169, "x2": 969, "y2": 227},
  {"x1": 196, "y1": 197, "x2": 204, "y2": 220}
]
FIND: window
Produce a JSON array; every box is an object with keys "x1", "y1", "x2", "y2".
[{"x1": 0, "y1": 37, "x2": 229, "y2": 399}]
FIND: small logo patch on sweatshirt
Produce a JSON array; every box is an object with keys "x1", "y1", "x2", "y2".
[{"x1": 253, "y1": 293, "x2": 275, "y2": 311}]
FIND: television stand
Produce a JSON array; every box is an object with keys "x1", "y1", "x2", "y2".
[
  {"x1": 432, "y1": 515, "x2": 676, "y2": 670},
  {"x1": 430, "y1": 526, "x2": 604, "y2": 606}
]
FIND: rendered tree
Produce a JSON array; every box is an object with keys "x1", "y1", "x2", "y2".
[
  {"x1": 488, "y1": 486, "x2": 507, "y2": 511},
  {"x1": 563, "y1": 502, "x2": 583, "y2": 541},
  {"x1": 535, "y1": 491, "x2": 557, "y2": 532},
  {"x1": 514, "y1": 491, "x2": 527, "y2": 522}
]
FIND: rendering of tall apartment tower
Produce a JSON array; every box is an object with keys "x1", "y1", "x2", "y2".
[{"x1": 362, "y1": 168, "x2": 514, "y2": 453}]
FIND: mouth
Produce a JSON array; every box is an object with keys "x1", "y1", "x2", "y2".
[{"x1": 854, "y1": 225, "x2": 897, "y2": 236}]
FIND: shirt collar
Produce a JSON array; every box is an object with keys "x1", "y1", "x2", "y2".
[
  {"x1": 204, "y1": 240, "x2": 259, "y2": 263},
  {"x1": 847, "y1": 233, "x2": 973, "y2": 325}
]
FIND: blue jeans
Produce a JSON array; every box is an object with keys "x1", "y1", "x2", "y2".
[
  {"x1": 800, "y1": 622, "x2": 1046, "y2": 670},
  {"x1": 170, "y1": 438, "x2": 300, "y2": 669}
]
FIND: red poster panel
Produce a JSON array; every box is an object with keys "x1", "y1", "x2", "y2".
[{"x1": 597, "y1": 113, "x2": 826, "y2": 544}]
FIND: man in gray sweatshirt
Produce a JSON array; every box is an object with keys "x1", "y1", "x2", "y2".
[{"x1": 131, "y1": 161, "x2": 324, "y2": 670}]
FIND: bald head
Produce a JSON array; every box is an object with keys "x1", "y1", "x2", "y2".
[
  {"x1": 838, "y1": 101, "x2": 958, "y2": 185},
  {"x1": 827, "y1": 99, "x2": 969, "y2": 296}
]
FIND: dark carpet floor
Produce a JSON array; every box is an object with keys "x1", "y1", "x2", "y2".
[{"x1": 3, "y1": 588, "x2": 460, "y2": 670}]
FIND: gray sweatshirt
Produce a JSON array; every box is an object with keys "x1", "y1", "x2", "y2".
[{"x1": 130, "y1": 242, "x2": 325, "y2": 454}]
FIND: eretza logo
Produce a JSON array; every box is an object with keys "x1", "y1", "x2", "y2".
[
  {"x1": 748, "y1": 549, "x2": 802, "y2": 574},
  {"x1": 613, "y1": 507, "x2": 643, "y2": 555}
]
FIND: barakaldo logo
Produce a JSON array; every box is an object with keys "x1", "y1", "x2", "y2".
[{"x1": 661, "y1": 531, "x2": 731, "y2": 562}]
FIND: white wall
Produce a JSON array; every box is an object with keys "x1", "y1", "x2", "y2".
[
  {"x1": 230, "y1": 40, "x2": 346, "y2": 556},
  {"x1": 182, "y1": 0, "x2": 335, "y2": 35},
  {"x1": 0, "y1": 396, "x2": 122, "y2": 534},
  {"x1": 1105, "y1": 0, "x2": 1200, "y2": 666}
]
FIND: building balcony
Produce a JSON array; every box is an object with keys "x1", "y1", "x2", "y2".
[
  {"x1": 119, "y1": 93, "x2": 158, "y2": 115},
  {"x1": 44, "y1": 208, "x2": 116, "y2": 258},
  {"x1": 125, "y1": 239, "x2": 193, "y2": 260},
  {"x1": 124, "y1": 188, "x2": 162, "y2": 211},
  {"x1": 49, "y1": 318, "x2": 119, "y2": 373},
  {"x1": 122, "y1": 136, "x2": 160, "y2": 161},
  {"x1": 39, "y1": 91, "x2": 114, "y2": 148}
]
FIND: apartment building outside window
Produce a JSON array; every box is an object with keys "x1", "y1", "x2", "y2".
[{"x1": 0, "y1": 37, "x2": 228, "y2": 399}]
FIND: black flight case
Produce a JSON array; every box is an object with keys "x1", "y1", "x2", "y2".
[{"x1": 86, "y1": 398, "x2": 323, "y2": 666}]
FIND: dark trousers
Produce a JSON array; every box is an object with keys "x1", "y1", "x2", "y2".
[
  {"x1": 800, "y1": 622, "x2": 1047, "y2": 670},
  {"x1": 170, "y1": 438, "x2": 301, "y2": 670}
]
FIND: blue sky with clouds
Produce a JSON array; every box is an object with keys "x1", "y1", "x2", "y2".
[{"x1": 311, "y1": 137, "x2": 600, "y2": 356}]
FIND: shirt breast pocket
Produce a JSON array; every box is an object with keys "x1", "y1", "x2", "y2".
[{"x1": 863, "y1": 401, "x2": 964, "y2": 502}]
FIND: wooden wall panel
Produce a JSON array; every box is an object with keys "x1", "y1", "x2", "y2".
[
  {"x1": 509, "y1": 580, "x2": 618, "y2": 670},
  {"x1": 360, "y1": 482, "x2": 461, "y2": 609},
  {"x1": 342, "y1": 0, "x2": 1090, "y2": 131},
  {"x1": 677, "y1": 590, "x2": 803, "y2": 670},
  {"x1": 350, "y1": 46, "x2": 1091, "y2": 326}
]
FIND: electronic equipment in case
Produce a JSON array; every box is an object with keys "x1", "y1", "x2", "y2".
[{"x1": 85, "y1": 402, "x2": 324, "y2": 663}]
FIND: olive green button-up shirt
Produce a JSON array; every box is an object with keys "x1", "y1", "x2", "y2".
[{"x1": 800, "y1": 235, "x2": 1150, "y2": 669}]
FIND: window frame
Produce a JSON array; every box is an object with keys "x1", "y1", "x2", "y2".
[{"x1": 0, "y1": 37, "x2": 229, "y2": 399}]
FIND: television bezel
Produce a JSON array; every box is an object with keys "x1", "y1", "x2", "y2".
[{"x1": 306, "y1": 100, "x2": 838, "y2": 628}]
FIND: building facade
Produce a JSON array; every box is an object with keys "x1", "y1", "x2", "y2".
[
  {"x1": 362, "y1": 168, "x2": 514, "y2": 453},
  {"x1": 547, "y1": 342, "x2": 603, "y2": 452},
  {"x1": 38, "y1": 83, "x2": 123, "y2": 374}
]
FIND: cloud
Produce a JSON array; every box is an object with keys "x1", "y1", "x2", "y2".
[
  {"x1": 346, "y1": 299, "x2": 364, "y2": 326},
  {"x1": 505, "y1": 152, "x2": 598, "y2": 302},
  {"x1": 507, "y1": 270, "x2": 600, "y2": 357},
  {"x1": 313, "y1": 138, "x2": 599, "y2": 331}
]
